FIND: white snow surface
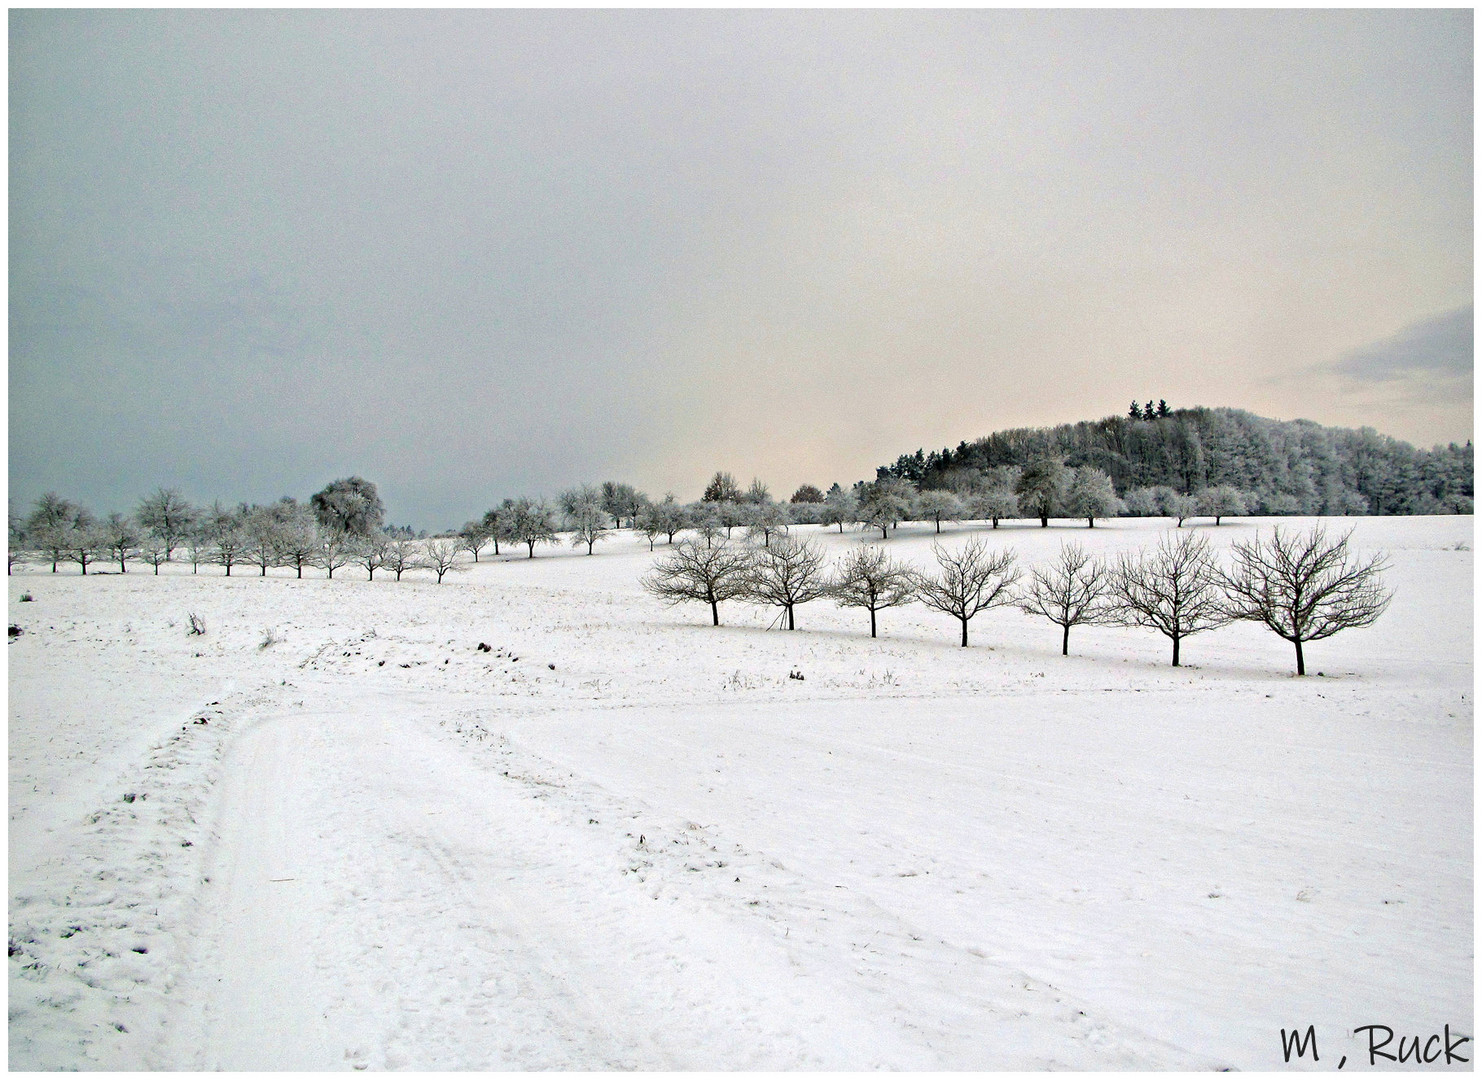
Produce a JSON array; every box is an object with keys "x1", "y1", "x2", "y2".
[{"x1": 8, "y1": 515, "x2": 1472, "y2": 1070}]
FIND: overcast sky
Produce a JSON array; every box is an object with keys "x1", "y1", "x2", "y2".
[{"x1": 10, "y1": 9, "x2": 1472, "y2": 529}]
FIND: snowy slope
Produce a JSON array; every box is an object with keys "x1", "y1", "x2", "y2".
[{"x1": 8, "y1": 515, "x2": 1472, "y2": 1069}]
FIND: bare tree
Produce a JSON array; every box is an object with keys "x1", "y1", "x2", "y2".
[
  {"x1": 1221, "y1": 525, "x2": 1392, "y2": 675},
  {"x1": 744, "y1": 535, "x2": 828, "y2": 630},
  {"x1": 829, "y1": 545, "x2": 915, "y2": 638},
  {"x1": 418, "y1": 537, "x2": 463, "y2": 583},
  {"x1": 276, "y1": 513, "x2": 321, "y2": 578},
  {"x1": 355, "y1": 532, "x2": 390, "y2": 580},
  {"x1": 383, "y1": 538, "x2": 420, "y2": 581},
  {"x1": 1109, "y1": 531, "x2": 1229, "y2": 666},
  {"x1": 135, "y1": 487, "x2": 198, "y2": 560},
  {"x1": 1019, "y1": 542, "x2": 1114, "y2": 655},
  {"x1": 642, "y1": 540, "x2": 754, "y2": 626},
  {"x1": 914, "y1": 538, "x2": 1020, "y2": 647},
  {"x1": 316, "y1": 529, "x2": 355, "y2": 579}
]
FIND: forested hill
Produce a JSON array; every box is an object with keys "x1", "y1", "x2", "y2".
[{"x1": 875, "y1": 407, "x2": 1473, "y2": 516}]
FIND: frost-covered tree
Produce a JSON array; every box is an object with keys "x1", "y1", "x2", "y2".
[
  {"x1": 458, "y1": 520, "x2": 492, "y2": 562},
  {"x1": 566, "y1": 497, "x2": 612, "y2": 555},
  {"x1": 914, "y1": 538, "x2": 1020, "y2": 647},
  {"x1": 642, "y1": 494, "x2": 689, "y2": 546},
  {"x1": 508, "y1": 497, "x2": 559, "y2": 558},
  {"x1": 690, "y1": 503, "x2": 725, "y2": 547},
  {"x1": 241, "y1": 506, "x2": 285, "y2": 576},
  {"x1": 354, "y1": 532, "x2": 390, "y2": 580},
  {"x1": 914, "y1": 490, "x2": 964, "y2": 535},
  {"x1": 1016, "y1": 458, "x2": 1068, "y2": 527},
  {"x1": 1165, "y1": 491, "x2": 1198, "y2": 527},
  {"x1": 417, "y1": 537, "x2": 463, "y2": 583},
  {"x1": 789, "y1": 484, "x2": 825, "y2": 504},
  {"x1": 135, "y1": 487, "x2": 198, "y2": 560},
  {"x1": 744, "y1": 535, "x2": 828, "y2": 630},
  {"x1": 316, "y1": 528, "x2": 356, "y2": 579},
  {"x1": 482, "y1": 501, "x2": 514, "y2": 556},
  {"x1": 63, "y1": 513, "x2": 103, "y2": 576},
  {"x1": 27, "y1": 492, "x2": 82, "y2": 573},
  {"x1": 1064, "y1": 467, "x2": 1121, "y2": 528},
  {"x1": 642, "y1": 539, "x2": 754, "y2": 626},
  {"x1": 1119, "y1": 487, "x2": 1163, "y2": 517},
  {"x1": 310, "y1": 476, "x2": 385, "y2": 538},
  {"x1": 743, "y1": 501, "x2": 790, "y2": 547},
  {"x1": 276, "y1": 512, "x2": 321, "y2": 578},
  {"x1": 1195, "y1": 485, "x2": 1248, "y2": 525},
  {"x1": 204, "y1": 503, "x2": 247, "y2": 577},
  {"x1": 139, "y1": 538, "x2": 170, "y2": 575},
  {"x1": 830, "y1": 545, "x2": 915, "y2": 638},
  {"x1": 819, "y1": 485, "x2": 859, "y2": 533},
  {"x1": 1019, "y1": 542, "x2": 1114, "y2": 655},
  {"x1": 859, "y1": 479, "x2": 914, "y2": 540},
  {"x1": 601, "y1": 481, "x2": 646, "y2": 528},
  {"x1": 966, "y1": 488, "x2": 1018, "y2": 529},
  {"x1": 1109, "y1": 531, "x2": 1229, "y2": 666},
  {"x1": 743, "y1": 478, "x2": 772, "y2": 505},
  {"x1": 101, "y1": 512, "x2": 142, "y2": 573},
  {"x1": 1221, "y1": 526, "x2": 1391, "y2": 675}
]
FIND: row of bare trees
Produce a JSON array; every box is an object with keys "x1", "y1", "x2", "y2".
[{"x1": 642, "y1": 526, "x2": 1391, "y2": 674}]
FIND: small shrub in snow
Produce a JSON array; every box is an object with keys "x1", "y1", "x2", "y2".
[{"x1": 187, "y1": 613, "x2": 206, "y2": 636}]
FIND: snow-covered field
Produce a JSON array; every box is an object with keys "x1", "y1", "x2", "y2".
[{"x1": 8, "y1": 515, "x2": 1472, "y2": 1070}]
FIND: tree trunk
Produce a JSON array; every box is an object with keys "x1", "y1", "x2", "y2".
[
  {"x1": 710, "y1": 598, "x2": 719, "y2": 626},
  {"x1": 120, "y1": 555, "x2": 128, "y2": 572},
  {"x1": 1062, "y1": 623, "x2": 1070, "y2": 656},
  {"x1": 1040, "y1": 515, "x2": 1049, "y2": 527},
  {"x1": 959, "y1": 617, "x2": 969, "y2": 647},
  {"x1": 1294, "y1": 637, "x2": 1306, "y2": 676},
  {"x1": 1171, "y1": 634, "x2": 1180, "y2": 666},
  {"x1": 1087, "y1": 516, "x2": 1095, "y2": 528},
  {"x1": 527, "y1": 541, "x2": 536, "y2": 558},
  {"x1": 787, "y1": 606, "x2": 795, "y2": 630},
  {"x1": 935, "y1": 520, "x2": 941, "y2": 534},
  {"x1": 870, "y1": 608, "x2": 877, "y2": 638},
  {"x1": 260, "y1": 564, "x2": 267, "y2": 576}
]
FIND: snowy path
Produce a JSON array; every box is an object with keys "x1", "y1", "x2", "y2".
[{"x1": 153, "y1": 696, "x2": 1223, "y2": 1070}]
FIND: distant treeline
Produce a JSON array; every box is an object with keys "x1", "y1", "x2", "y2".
[{"x1": 875, "y1": 407, "x2": 1473, "y2": 516}]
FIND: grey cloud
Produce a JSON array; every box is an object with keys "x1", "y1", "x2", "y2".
[{"x1": 1333, "y1": 306, "x2": 1473, "y2": 381}]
